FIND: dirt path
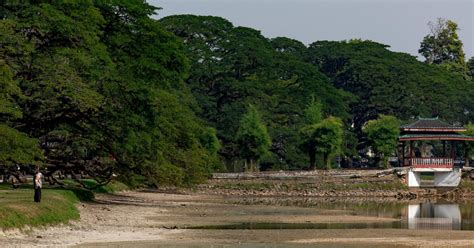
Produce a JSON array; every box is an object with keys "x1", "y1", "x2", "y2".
[{"x1": 1, "y1": 191, "x2": 474, "y2": 247}]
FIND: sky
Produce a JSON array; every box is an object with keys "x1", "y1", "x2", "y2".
[{"x1": 148, "y1": 0, "x2": 474, "y2": 60}]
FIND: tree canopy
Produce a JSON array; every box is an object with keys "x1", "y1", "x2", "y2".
[
  {"x1": 363, "y1": 115, "x2": 400, "y2": 168},
  {"x1": 0, "y1": 2, "x2": 217, "y2": 186},
  {"x1": 2, "y1": 9, "x2": 474, "y2": 184},
  {"x1": 160, "y1": 15, "x2": 351, "y2": 170},
  {"x1": 419, "y1": 18, "x2": 468, "y2": 77},
  {"x1": 236, "y1": 105, "x2": 271, "y2": 171},
  {"x1": 307, "y1": 39, "x2": 474, "y2": 151},
  {"x1": 311, "y1": 117, "x2": 344, "y2": 169}
]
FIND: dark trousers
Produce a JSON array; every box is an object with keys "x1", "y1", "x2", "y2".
[{"x1": 34, "y1": 187, "x2": 41, "y2": 202}]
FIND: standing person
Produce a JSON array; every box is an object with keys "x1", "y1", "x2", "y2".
[{"x1": 34, "y1": 167, "x2": 43, "y2": 203}]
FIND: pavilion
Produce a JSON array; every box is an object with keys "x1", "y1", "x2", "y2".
[{"x1": 398, "y1": 117, "x2": 474, "y2": 187}]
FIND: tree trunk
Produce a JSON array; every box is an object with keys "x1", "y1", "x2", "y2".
[
  {"x1": 308, "y1": 149, "x2": 316, "y2": 170},
  {"x1": 324, "y1": 154, "x2": 330, "y2": 170}
]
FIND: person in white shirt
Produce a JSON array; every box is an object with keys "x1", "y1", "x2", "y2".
[{"x1": 34, "y1": 167, "x2": 43, "y2": 203}]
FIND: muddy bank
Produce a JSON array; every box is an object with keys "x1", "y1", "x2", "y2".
[{"x1": 2, "y1": 191, "x2": 474, "y2": 247}]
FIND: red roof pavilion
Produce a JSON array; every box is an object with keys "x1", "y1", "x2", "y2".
[{"x1": 398, "y1": 117, "x2": 474, "y2": 170}]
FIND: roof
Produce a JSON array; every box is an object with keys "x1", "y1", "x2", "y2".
[
  {"x1": 401, "y1": 117, "x2": 465, "y2": 132},
  {"x1": 399, "y1": 133, "x2": 474, "y2": 141}
]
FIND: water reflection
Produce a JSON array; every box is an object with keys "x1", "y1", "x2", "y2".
[
  {"x1": 407, "y1": 203, "x2": 461, "y2": 230},
  {"x1": 223, "y1": 197, "x2": 474, "y2": 230}
]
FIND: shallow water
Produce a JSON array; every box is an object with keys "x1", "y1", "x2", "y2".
[{"x1": 191, "y1": 197, "x2": 474, "y2": 231}]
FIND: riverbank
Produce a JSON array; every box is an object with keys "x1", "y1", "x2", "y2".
[
  {"x1": 0, "y1": 185, "x2": 82, "y2": 230},
  {"x1": 2, "y1": 170, "x2": 474, "y2": 247},
  {"x1": 185, "y1": 170, "x2": 474, "y2": 200},
  {"x1": 2, "y1": 191, "x2": 474, "y2": 247},
  {"x1": 0, "y1": 180, "x2": 127, "y2": 230}
]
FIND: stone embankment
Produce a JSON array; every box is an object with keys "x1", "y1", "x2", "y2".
[{"x1": 187, "y1": 169, "x2": 474, "y2": 200}]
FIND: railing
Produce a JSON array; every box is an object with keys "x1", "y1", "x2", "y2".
[{"x1": 411, "y1": 158, "x2": 453, "y2": 168}]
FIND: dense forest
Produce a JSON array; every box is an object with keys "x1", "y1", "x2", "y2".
[{"x1": 1, "y1": 1, "x2": 473, "y2": 186}]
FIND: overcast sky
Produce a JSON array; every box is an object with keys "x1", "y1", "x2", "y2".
[{"x1": 149, "y1": 0, "x2": 473, "y2": 60}]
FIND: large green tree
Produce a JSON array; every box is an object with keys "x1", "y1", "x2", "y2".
[
  {"x1": 0, "y1": 41, "x2": 43, "y2": 172},
  {"x1": 236, "y1": 105, "x2": 271, "y2": 172},
  {"x1": 160, "y1": 15, "x2": 350, "y2": 170},
  {"x1": 307, "y1": 40, "x2": 474, "y2": 152},
  {"x1": 300, "y1": 97, "x2": 324, "y2": 170},
  {"x1": 419, "y1": 18, "x2": 468, "y2": 77},
  {"x1": 310, "y1": 116, "x2": 344, "y2": 169},
  {"x1": 363, "y1": 115, "x2": 400, "y2": 168},
  {"x1": 0, "y1": 2, "x2": 218, "y2": 186}
]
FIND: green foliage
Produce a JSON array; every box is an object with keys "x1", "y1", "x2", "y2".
[
  {"x1": 0, "y1": 64, "x2": 22, "y2": 119},
  {"x1": 464, "y1": 124, "x2": 474, "y2": 166},
  {"x1": 236, "y1": 105, "x2": 271, "y2": 171},
  {"x1": 307, "y1": 39, "x2": 474, "y2": 148},
  {"x1": 0, "y1": 2, "x2": 215, "y2": 186},
  {"x1": 468, "y1": 57, "x2": 474, "y2": 79},
  {"x1": 200, "y1": 127, "x2": 224, "y2": 172},
  {"x1": 363, "y1": 115, "x2": 400, "y2": 168},
  {"x1": 2, "y1": 5, "x2": 474, "y2": 185},
  {"x1": 304, "y1": 96, "x2": 323, "y2": 124},
  {"x1": 419, "y1": 18, "x2": 467, "y2": 77},
  {"x1": 161, "y1": 15, "x2": 351, "y2": 171},
  {"x1": 201, "y1": 127, "x2": 221, "y2": 155},
  {"x1": 300, "y1": 97, "x2": 324, "y2": 169},
  {"x1": 309, "y1": 117, "x2": 344, "y2": 169},
  {"x1": 0, "y1": 124, "x2": 42, "y2": 168}
]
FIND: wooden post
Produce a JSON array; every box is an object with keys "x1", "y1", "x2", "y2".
[
  {"x1": 451, "y1": 141, "x2": 456, "y2": 160},
  {"x1": 443, "y1": 141, "x2": 446, "y2": 157},
  {"x1": 402, "y1": 142, "x2": 406, "y2": 166},
  {"x1": 409, "y1": 141, "x2": 414, "y2": 166},
  {"x1": 464, "y1": 142, "x2": 469, "y2": 168}
]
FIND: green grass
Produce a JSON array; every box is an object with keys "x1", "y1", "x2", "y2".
[
  {"x1": 420, "y1": 172, "x2": 435, "y2": 181},
  {"x1": 0, "y1": 179, "x2": 128, "y2": 230},
  {"x1": 0, "y1": 185, "x2": 81, "y2": 229},
  {"x1": 63, "y1": 179, "x2": 129, "y2": 193},
  {"x1": 459, "y1": 178, "x2": 474, "y2": 190}
]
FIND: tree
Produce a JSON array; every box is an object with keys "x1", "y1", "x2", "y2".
[
  {"x1": 419, "y1": 18, "x2": 468, "y2": 76},
  {"x1": 200, "y1": 127, "x2": 223, "y2": 172},
  {"x1": 307, "y1": 40, "x2": 473, "y2": 152},
  {"x1": 464, "y1": 124, "x2": 474, "y2": 167},
  {"x1": 0, "y1": 125, "x2": 43, "y2": 170},
  {"x1": 363, "y1": 115, "x2": 400, "y2": 168},
  {"x1": 468, "y1": 57, "x2": 474, "y2": 78},
  {"x1": 236, "y1": 105, "x2": 271, "y2": 171},
  {"x1": 161, "y1": 15, "x2": 351, "y2": 171},
  {"x1": 300, "y1": 97, "x2": 323, "y2": 170},
  {"x1": 308, "y1": 116, "x2": 344, "y2": 169},
  {"x1": 0, "y1": 2, "x2": 218, "y2": 187},
  {"x1": 0, "y1": 62, "x2": 43, "y2": 173}
]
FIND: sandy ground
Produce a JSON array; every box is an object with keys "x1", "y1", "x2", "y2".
[{"x1": 1, "y1": 191, "x2": 474, "y2": 247}]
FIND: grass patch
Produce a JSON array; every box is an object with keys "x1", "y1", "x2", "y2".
[
  {"x1": 420, "y1": 172, "x2": 435, "y2": 181},
  {"x1": 0, "y1": 185, "x2": 81, "y2": 229},
  {"x1": 459, "y1": 179, "x2": 474, "y2": 190},
  {"x1": 0, "y1": 179, "x2": 128, "y2": 230},
  {"x1": 63, "y1": 179, "x2": 129, "y2": 194}
]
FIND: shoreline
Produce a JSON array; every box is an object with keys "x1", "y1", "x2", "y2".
[
  {"x1": 2, "y1": 169, "x2": 474, "y2": 247},
  {"x1": 184, "y1": 170, "x2": 474, "y2": 200},
  {"x1": 1, "y1": 190, "x2": 473, "y2": 247}
]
